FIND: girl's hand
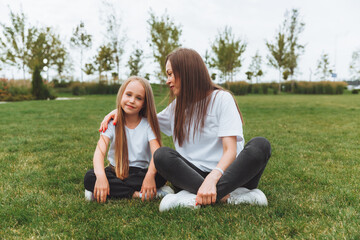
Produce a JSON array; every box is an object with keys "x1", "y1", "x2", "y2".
[
  {"x1": 94, "y1": 175, "x2": 110, "y2": 203},
  {"x1": 99, "y1": 109, "x2": 118, "y2": 132},
  {"x1": 140, "y1": 173, "x2": 157, "y2": 201},
  {"x1": 196, "y1": 170, "x2": 222, "y2": 205}
]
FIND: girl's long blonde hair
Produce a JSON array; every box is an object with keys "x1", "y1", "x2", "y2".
[{"x1": 114, "y1": 76, "x2": 161, "y2": 180}]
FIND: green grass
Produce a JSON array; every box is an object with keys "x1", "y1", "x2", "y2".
[{"x1": 1, "y1": 94, "x2": 359, "y2": 239}]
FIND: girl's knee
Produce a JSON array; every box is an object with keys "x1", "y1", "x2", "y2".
[{"x1": 84, "y1": 169, "x2": 96, "y2": 190}]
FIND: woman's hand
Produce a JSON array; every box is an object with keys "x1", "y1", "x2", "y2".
[
  {"x1": 196, "y1": 170, "x2": 222, "y2": 205},
  {"x1": 94, "y1": 175, "x2": 110, "y2": 203},
  {"x1": 99, "y1": 109, "x2": 118, "y2": 132},
  {"x1": 140, "y1": 173, "x2": 157, "y2": 201}
]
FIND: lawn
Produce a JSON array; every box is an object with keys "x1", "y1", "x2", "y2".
[{"x1": 0, "y1": 93, "x2": 359, "y2": 239}]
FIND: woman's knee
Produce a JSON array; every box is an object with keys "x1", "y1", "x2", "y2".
[
  {"x1": 154, "y1": 147, "x2": 175, "y2": 169},
  {"x1": 248, "y1": 137, "x2": 271, "y2": 158}
]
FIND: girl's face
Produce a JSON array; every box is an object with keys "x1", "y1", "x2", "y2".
[
  {"x1": 121, "y1": 80, "x2": 145, "y2": 116},
  {"x1": 166, "y1": 60, "x2": 181, "y2": 96}
]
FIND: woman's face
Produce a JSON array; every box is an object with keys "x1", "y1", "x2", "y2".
[{"x1": 166, "y1": 60, "x2": 180, "y2": 96}]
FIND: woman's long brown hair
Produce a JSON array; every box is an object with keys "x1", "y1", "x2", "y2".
[
  {"x1": 166, "y1": 48, "x2": 244, "y2": 146},
  {"x1": 114, "y1": 76, "x2": 162, "y2": 180}
]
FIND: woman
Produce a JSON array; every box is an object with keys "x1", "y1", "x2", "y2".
[{"x1": 100, "y1": 48, "x2": 271, "y2": 211}]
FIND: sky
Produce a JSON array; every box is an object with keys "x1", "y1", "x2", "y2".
[{"x1": 0, "y1": 0, "x2": 359, "y2": 82}]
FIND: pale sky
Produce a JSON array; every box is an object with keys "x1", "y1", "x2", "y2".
[{"x1": 1, "y1": 0, "x2": 359, "y2": 82}]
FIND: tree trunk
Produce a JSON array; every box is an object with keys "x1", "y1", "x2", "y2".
[
  {"x1": 80, "y1": 48, "x2": 83, "y2": 82},
  {"x1": 278, "y1": 69, "x2": 282, "y2": 93}
]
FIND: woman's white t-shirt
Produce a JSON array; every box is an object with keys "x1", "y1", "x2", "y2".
[
  {"x1": 157, "y1": 90, "x2": 244, "y2": 172},
  {"x1": 101, "y1": 118, "x2": 156, "y2": 169}
]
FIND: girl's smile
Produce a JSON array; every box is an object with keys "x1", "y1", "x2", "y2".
[{"x1": 121, "y1": 81, "x2": 145, "y2": 116}]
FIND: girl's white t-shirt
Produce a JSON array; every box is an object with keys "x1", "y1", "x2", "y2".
[
  {"x1": 157, "y1": 90, "x2": 244, "y2": 172},
  {"x1": 101, "y1": 118, "x2": 156, "y2": 169}
]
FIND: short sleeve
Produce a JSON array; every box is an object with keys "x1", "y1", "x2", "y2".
[
  {"x1": 216, "y1": 92, "x2": 243, "y2": 142},
  {"x1": 147, "y1": 124, "x2": 156, "y2": 141},
  {"x1": 101, "y1": 120, "x2": 115, "y2": 141},
  {"x1": 157, "y1": 102, "x2": 174, "y2": 136}
]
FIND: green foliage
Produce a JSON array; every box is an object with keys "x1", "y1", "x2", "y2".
[
  {"x1": 266, "y1": 30, "x2": 288, "y2": 92},
  {"x1": 283, "y1": 9, "x2": 305, "y2": 79},
  {"x1": 0, "y1": 8, "x2": 68, "y2": 78},
  {"x1": 224, "y1": 81, "x2": 347, "y2": 95},
  {"x1": 316, "y1": 53, "x2": 332, "y2": 80},
  {"x1": 31, "y1": 65, "x2": 56, "y2": 100},
  {"x1": 83, "y1": 63, "x2": 96, "y2": 76},
  {"x1": 71, "y1": 82, "x2": 120, "y2": 95},
  {"x1": 281, "y1": 81, "x2": 347, "y2": 94},
  {"x1": 127, "y1": 47, "x2": 144, "y2": 76},
  {"x1": 211, "y1": 26, "x2": 247, "y2": 82},
  {"x1": 225, "y1": 81, "x2": 249, "y2": 95},
  {"x1": 349, "y1": 49, "x2": 360, "y2": 80},
  {"x1": 0, "y1": 9, "x2": 36, "y2": 79},
  {"x1": 94, "y1": 44, "x2": 114, "y2": 82},
  {"x1": 31, "y1": 65, "x2": 43, "y2": 98},
  {"x1": 0, "y1": 78, "x2": 33, "y2": 101},
  {"x1": 248, "y1": 50, "x2": 263, "y2": 83},
  {"x1": 27, "y1": 27, "x2": 66, "y2": 73},
  {"x1": 147, "y1": 10, "x2": 182, "y2": 83}
]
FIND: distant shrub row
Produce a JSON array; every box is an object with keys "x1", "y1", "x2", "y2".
[
  {"x1": 224, "y1": 81, "x2": 348, "y2": 95},
  {"x1": 70, "y1": 82, "x2": 121, "y2": 95},
  {"x1": 0, "y1": 77, "x2": 57, "y2": 101},
  {"x1": 0, "y1": 78, "x2": 33, "y2": 101}
]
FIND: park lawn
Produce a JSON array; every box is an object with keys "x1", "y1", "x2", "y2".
[{"x1": 0, "y1": 93, "x2": 359, "y2": 239}]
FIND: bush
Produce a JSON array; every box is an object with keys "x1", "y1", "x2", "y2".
[
  {"x1": 0, "y1": 78, "x2": 34, "y2": 101},
  {"x1": 225, "y1": 81, "x2": 249, "y2": 95},
  {"x1": 252, "y1": 84, "x2": 261, "y2": 94},
  {"x1": 261, "y1": 83, "x2": 269, "y2": 94},
  {"x1": 70, "y1": 82, "x2": 121, "y2": 95},
  {"x1": 351, "y1": 89, "x2": 359, "y2": 94}
]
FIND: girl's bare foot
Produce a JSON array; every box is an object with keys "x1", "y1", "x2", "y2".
[
  {"x1": 220, "y1": 194, "x2": 230, "y2": 203},
  {"x1": 132, "y1": 191, "x2": 140, "y2": 198}
]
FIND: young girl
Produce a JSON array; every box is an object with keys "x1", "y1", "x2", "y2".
[{"x1": 84, "y1": 76, "x2": 172, "y2": 203}]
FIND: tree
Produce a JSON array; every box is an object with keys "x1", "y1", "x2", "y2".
[
  {"x1": 94, "y1": 44, "x2": 114, "y2": 83},
  {"x1": 349, "y1": 49, "x2": 360, "y2": 80},
  {"x1": 248, "y1": 50, "x2": 263, "y2": 83},
  {"x1": 83, "y1": 63, "x2": 95, "y2": 77},
  {"x1": 0, "y1": 9, "x2": 36, "y2": 79},
  {"x1": 27, "y1": 27, "x2": 64, "y2": 75},
  {"x1": 245, "y1": 71, "x2": 253, "y2": 82},
  {"x1": 147, "y1": 10, "x2": 182, "y2": 84},
  {"x1": 266, "y1": 29, "x2": 288, "y2": 92},
  {"x1": 315, "y1": 53, "x2": 332, "y2": 80},
  {"x1": 211, "y1": 26, "x2": 247, "y2": 82},
  {"x1": 283, "y1": 9, "x2": 305, "y2": 91},
  {"x1": 70, "y1": 21, "x2": 92, "y2": 82},
  {"x1": 53, "y1": 43, "x2": 69, "y2": 80},
  {"x1": 127, "y1": 47, "x2": 144, "y2": 76},
  {"x1": 102, "y1": 2, "x2": 126, "y2": 82}
]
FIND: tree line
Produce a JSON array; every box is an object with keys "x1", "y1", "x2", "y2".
[{"x1": 1, "y1": 6, "x2": 359, "y2": 87}]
